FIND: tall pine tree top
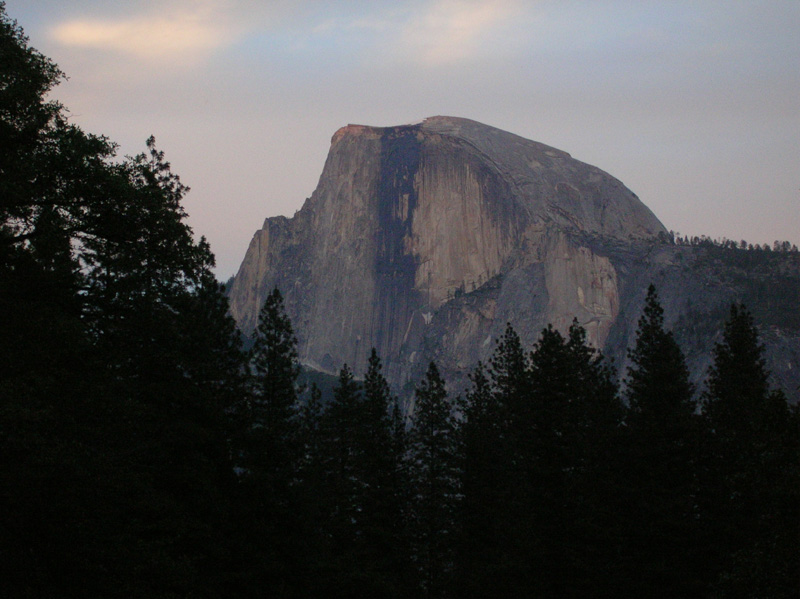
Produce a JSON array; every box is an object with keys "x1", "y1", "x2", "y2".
[
  {"x1": 703, "y1": 303, "x2": 791, "y2": 448},
  {"x1": 488, "y1": 323, "x2": 529, "y2": 428},
  {"x1": 626, "y1": 284, "x2": 695, "y2": 426},
  {"x1": 408, "y1": 361, "x2": 460, "y2": 599},
  {"x1": 363, "y1": 348, "x2": 394, "y2": 437},
  {"x1": 251, "y1": 287, "x2": 300, "y2": 426},
  {"x1": 704, "y1": 304, "x2": 770, "y2": 428}
]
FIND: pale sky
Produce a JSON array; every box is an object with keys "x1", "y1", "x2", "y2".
[{"x1": 8, "y1": 1, "x2": 800, "y2": 278}]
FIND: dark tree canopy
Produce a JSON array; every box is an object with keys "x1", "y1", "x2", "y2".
[
  {"x1": 626, "y1": 284, "x2": 696, "y2": 422},
  {"x1": 251, "y1": 287, "x2": 301, "y2": 418},
  {"x1": 622, "y1": 285, "x2": 705, "y2": 596},
  {"x1": 702, "y1": 304, "x2": 799, "y2": 597},
  {"x1": 0, "y1": 5, "x2": 245, "y2": 597},
  {"x1": 1, "y1": 5, "x2": 797, "y2": 596},
  {"x1": 408, "y1": 362, "x2": 461, "y2": 599},
  {"x1": 704, "y1": 303, "x2": 782, "y2": 438}
]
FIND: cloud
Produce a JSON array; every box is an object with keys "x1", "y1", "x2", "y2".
[
  {"x1": 313, "y1": 14, "x2": 392, "y2": 35},
  {"x1": 397, "y1": 0, "x2": 523, "y2": 67},
  {"x1": 50, "y1": 0, "x2": 240, "y2": 63}
]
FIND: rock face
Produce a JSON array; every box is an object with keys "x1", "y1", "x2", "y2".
[{"x1": 228, "y1": 116, "x2": 800, "y2": 398}]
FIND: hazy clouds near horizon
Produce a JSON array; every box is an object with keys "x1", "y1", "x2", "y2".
[{"x1": 8, "y1": 0, "x2": 799, "y2": 277}]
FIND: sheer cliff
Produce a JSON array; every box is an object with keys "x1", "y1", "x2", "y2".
[{"x1": 228, "y1": 117, "x2": 800, "y2": 396}]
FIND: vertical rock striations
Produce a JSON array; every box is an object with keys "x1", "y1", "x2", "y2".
[
  {"x1": 228, "y1": 117, "x2": 800, "y2": 395},
  {"x1": 229, "y1": 116, "x2": 664, "y2": 384}
]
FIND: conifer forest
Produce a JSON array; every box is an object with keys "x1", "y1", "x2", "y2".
[{"x1": 1, "y1": 5, "x2": 797, "y2": 597}]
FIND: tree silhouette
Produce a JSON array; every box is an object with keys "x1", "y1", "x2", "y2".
[
  {"x1": 408, "y1": 362, "x2": 460, "y2": 598},
  {"x1": 622, "y1": 284, "x2": 703, "y2": 596},
  {"x1": 703, "y1": 304, "x2": 799, "y2": 596}
]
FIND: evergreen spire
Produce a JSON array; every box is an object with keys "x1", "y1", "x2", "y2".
[
  {"x1": 704, "y1": 303, "x2": 773, "y2": 436},
  {"x1": 408, "y1": 362, "x2": 460, "y2": 598},
  {"x1": 250, "y1": 287, "x2": 300, "y2": 429},
  {"x1": 626, "y1": 284, "x2": 696, "y2": 424}
]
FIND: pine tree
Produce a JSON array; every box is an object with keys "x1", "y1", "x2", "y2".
[
  {"x1": 177, "y1": 268, "x2": 246, "y2": 422},
  {"x1": 237, "y1": 287, "x2": 306, "y2": 594},
  {"x1": 705, "y1": 304, "x2": 778, "y2": 443},
  {"x1": 622, "y1": 284, "x2": 703, "y2": 596},
  {"x1": 703, "y1": 304, "x2": 799, "y2": 597},
  {"x1": 360, "y1": 349, "x2": 409, "y2": 593},
  {"x1": 527, "y1": 322, "x2": 623, "y2": 595},
  {"x1": 457, "y1": 361, "x2": 509, "y2": 598},
  {"x1": 488, "y1": 323, "x2": 529, "y2": 426},
  {"x1": 1, "y1": 7, "x2": 244, "y2": 594},
  {"x1": 363, "y1": 349, "x2": 394, "y2": 450},
  {"x1": 362, "y1": 349, "x2": 395, "y2": 491},
  {"x1": 298, "y1": 383, "x2": 324, "y2": 481},
  {"x1": 388, "y1": 384, "x2": 413, "y2": 594},
  {"x1": 321, "y1": 363, "x2": 363, "y2": 556},
  {"x1": 626, "y1": 285, "x2": 696, "y2": 427},
  {"x1": 250, "y1": 287, "x2": 301, "y2": 438},
  {"x1": 290, "y1": 382, "x2": 331, "y2": 595},
  {"x1": 563, "y1": 320, "x2": 622, "y2": 439},
  {"x1": 457, "y1": 324, "x2": 537, "y2": 597},
  {"x1": 242, "y1": 286, "x2": 302, "y2": 502},
  {"x1": 408, "y1": 362, "x2": 461, "y2": 598},
  {"x1": 314, "y1": 352, "x2": 410, "y2": 596}
]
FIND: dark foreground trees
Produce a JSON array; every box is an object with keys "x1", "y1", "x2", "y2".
[
  {"x1": 0, "y1": 6, "x2": 244, "y2": 596},
  {"x1": 313, "y1": 352, "x2": 410, "y2": 596},
  {"x1": 407, "y1": 362, "x2": 461, "y2": 598},
  {"x1": 2, "y1": 5, "x2": 797, "y2": 596},
  {"x1": 455, "y1": 296, "x2": 796, "y2": 599},
  {"x1": 458, "y1": 321, "x2": 624, "y2": 597},
  {"x1": 702, "y1": 305, "x2": 799, "y2": 597},
  {"x1": 621, "y1": 285, "x2": 705, "y2": 596}
]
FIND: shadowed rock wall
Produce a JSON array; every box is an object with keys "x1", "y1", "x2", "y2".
[{"x1": 228, "y1": 117, "x2": 800, "y2": 399}]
